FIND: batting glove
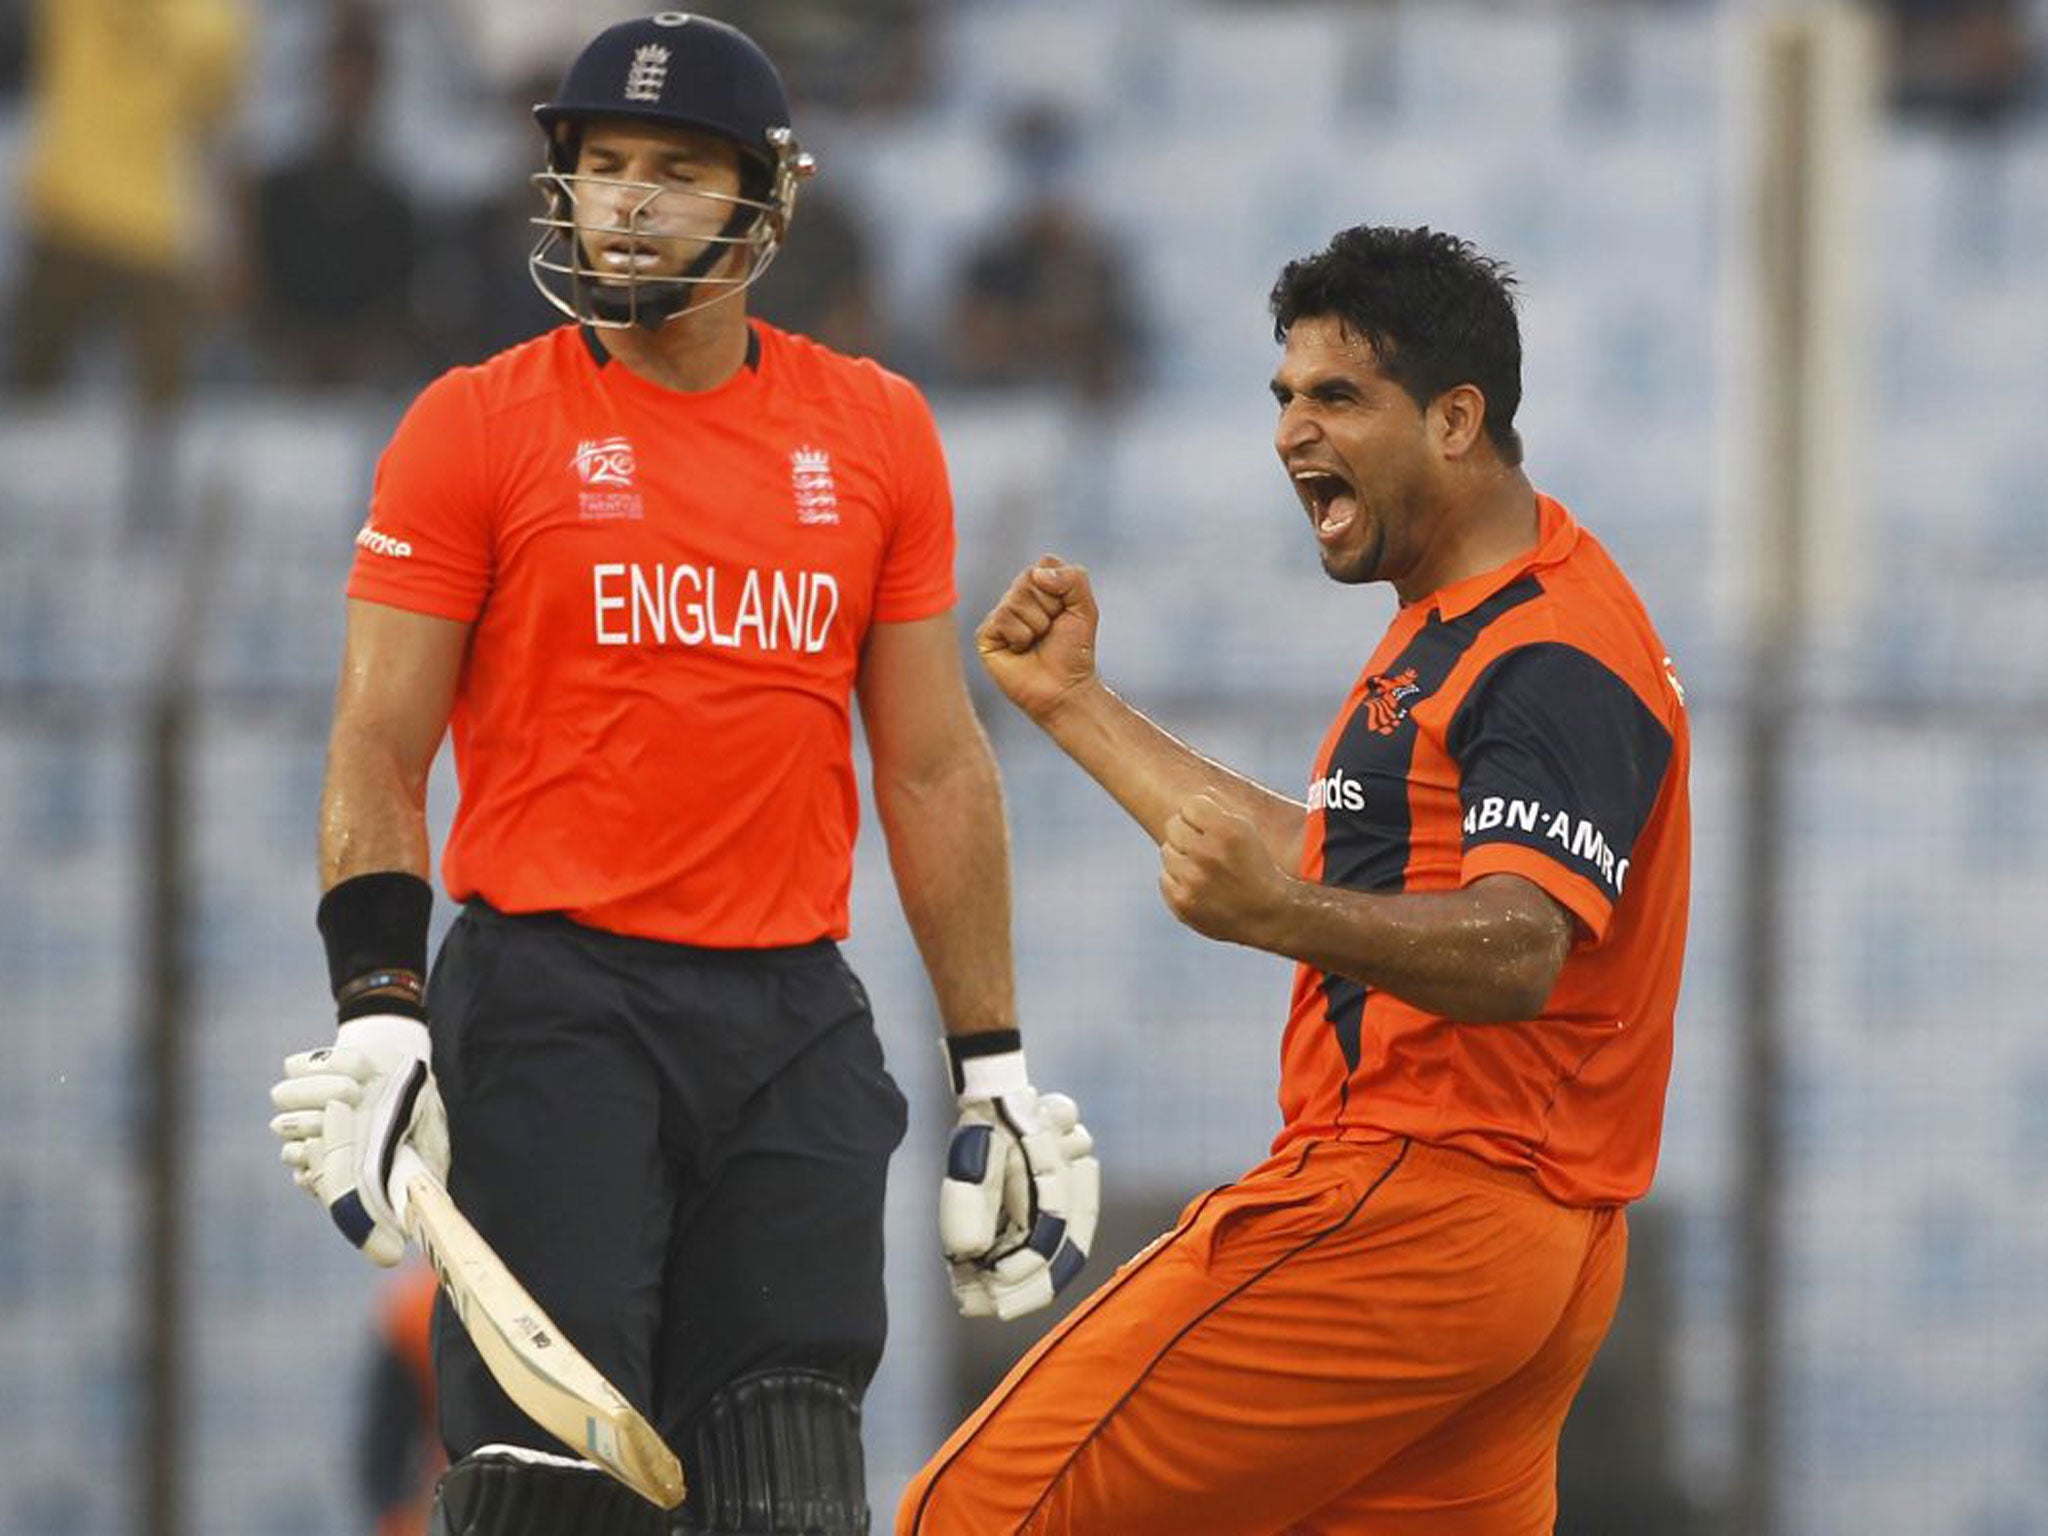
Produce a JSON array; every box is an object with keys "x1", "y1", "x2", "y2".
[
  {"x1": 269, "y1": 1013, "x2": 449, "y2": 1267},
  {"x1": 939, "y1": 1033, "x2": 1100, "y2": 1320}
]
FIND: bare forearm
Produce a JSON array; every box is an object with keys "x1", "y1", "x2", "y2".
[
  {"x1": 876, "y1": 747, "x2": 1017, "y2": 1037},
  {"x1": 1039, "y1": 679, "x2": 1306, "y2": 867},
  {"x1": 318, "y1": 732, "x2": 433, "y2": 889},
  {"x1": 1256, "y1": 875, "x2": 1570, "y2": 1022},
  {"x1": 319, "y1": 602, "x2": 465, "y2": 891}
]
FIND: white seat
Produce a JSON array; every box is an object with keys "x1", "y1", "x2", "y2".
[
  {"x1": 939, "y1": 0, "x2": 1131, "y2": 125},
  {"x1": 0, "y1": 405, "x2": 132, "y2": 549},
  {"x1": 1386, "y1": 4, "x2": 1576, "y2": 139},
  {"x1": 1156, "y1": 4, "x2": 1352, "y2": 130}
]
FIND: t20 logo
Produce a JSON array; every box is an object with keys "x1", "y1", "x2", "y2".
[{"x1": 573, "y1": 437, "x2": 636, "y2": 488}]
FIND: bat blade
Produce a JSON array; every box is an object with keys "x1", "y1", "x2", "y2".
[{"x1": 393, "y1": 1148, "x2": 687, "y2": 1510}]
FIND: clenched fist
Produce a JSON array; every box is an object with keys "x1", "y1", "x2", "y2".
[
  {"x1": 975, "y1": 557, "x2": 1101, "y2": 722},
  {"x1": 1159, "y1": 792, "x2": 1296, "y2": 947}
]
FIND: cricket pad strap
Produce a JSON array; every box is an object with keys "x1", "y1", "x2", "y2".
[
  {"x1": 430, "y1": 1445, "x2": 666, "y2": 1536},
  {"x1": 676, "y1": 1369, "x2": 869, "y2": 1535}
]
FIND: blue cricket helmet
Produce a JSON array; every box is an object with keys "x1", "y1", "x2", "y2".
[
  {"x1": 528, "y1": 13, "x2": 815, "y2": 329},
  {"x1": 534, "y1": 13, "x2": 795, "y2": 184}
]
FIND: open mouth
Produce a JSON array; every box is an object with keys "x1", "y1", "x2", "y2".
[{"x1": 1292, "y1": 466, "x2": 1359, "y2": 541}]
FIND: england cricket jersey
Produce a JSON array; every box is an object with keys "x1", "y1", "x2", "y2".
[{"x1": 345, "y1": 323, "x2": 957, "y2": 947}]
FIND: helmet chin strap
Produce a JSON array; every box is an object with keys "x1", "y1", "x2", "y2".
[{"x1": 576, "y1": 274, "x2": 688, "y2": 330}]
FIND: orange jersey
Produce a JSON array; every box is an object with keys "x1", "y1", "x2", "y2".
[
  {"x1": 346, "y1": 323, "x2": 957, "y2": 946},
  {"x1": 1276, "y1": 494, "x2": 1690, "y2": 1206}
]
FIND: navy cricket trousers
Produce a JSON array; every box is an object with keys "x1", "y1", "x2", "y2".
[{"x1": 423, "y1": 901, "x2": 909, "y2": 1458}]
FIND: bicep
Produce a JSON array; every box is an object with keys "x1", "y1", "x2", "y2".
[{"x1": 1466, "y1": 871, "x2": 1574, "y2": 954}]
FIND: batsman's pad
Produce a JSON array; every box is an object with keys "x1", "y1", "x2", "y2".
[
  {"x1": 430, "y1": 1445, "x2": 668, "y2": 1536},
  {"x1": 675, "y1": 1369, "x2": 868, "y2": 1535}
]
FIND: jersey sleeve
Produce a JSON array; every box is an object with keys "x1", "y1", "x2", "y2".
[
  {"x1": 1446, "y1": 642, "x2": 1675, "y2": 944},
  {"x1": 870, "y1": 374, "x2": 958, "y2": 624},
  {"x1": 345, "y1": 368, "x2": 495, "y2": 622}
]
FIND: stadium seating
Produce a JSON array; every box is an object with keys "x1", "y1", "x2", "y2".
[{"x1": 5, "y1": 2, "x2": 2048, "y2": 1530}]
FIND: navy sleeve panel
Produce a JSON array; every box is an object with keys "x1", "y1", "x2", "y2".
[{"x1": 1445, "y1": 643, "x2": 1674, "y2": 902}]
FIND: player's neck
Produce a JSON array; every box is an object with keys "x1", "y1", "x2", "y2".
[
  {"x1": 595, "y1": 301, "x2": 752, "y2": 393},
  {"x1": 1397, "y1": 468, "x2": 1540, "y2": 604},
  {"x1": 1452, "y1": 468, "x2": 1542, "y2": 581}
]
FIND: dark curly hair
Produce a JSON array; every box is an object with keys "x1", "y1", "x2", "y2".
[{"x1": 1269, "y1": 226, "x2": 1524, "y2": 466}]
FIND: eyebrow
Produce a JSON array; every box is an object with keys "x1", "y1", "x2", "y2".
[{"x1": 1270, "y1": 374, "x2": 1365, "y2": 402}]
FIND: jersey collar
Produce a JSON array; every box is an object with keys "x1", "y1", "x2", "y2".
[
  {"x1": 577, "y1": 322, "x2": 763, "y2": 374},
  {"x1": 1427, "y1": 492, "x2": 1580, "y2": 621}
]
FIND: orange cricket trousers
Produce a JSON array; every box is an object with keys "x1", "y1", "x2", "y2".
[{"x1": 898, "y1": 1135, "x2": 1626, "y2": 1535}]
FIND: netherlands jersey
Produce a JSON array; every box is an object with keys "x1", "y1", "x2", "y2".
[
  {"x1": 1274, "y1": 494, "x2": 1691, "y2": 1206},
  {"x1": 345, "y1": 323, "x2": 957, "y2": 947}
]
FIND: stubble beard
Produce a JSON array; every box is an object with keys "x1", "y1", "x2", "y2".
[{"x1": 1319, "y1": 522, "x2": 1385, "y2": 586}]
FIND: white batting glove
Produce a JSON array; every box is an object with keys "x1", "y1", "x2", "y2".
[
  {"x1": 269, "y1": 1014, "x2": 449, "y2": 1267},
  {"x1": 939, "y1": 1037, "x2": 1100, "y2": 1320}
]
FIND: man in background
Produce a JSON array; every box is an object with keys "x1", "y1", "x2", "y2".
[
  {"x1": 6, "y1": 0, "x2": 248, "y2": 409},
  {"x1": 245, "y1": 2, "x2": 418, "y2": 387},
  {"x1": 358, "y1": 1261, "x2": 442, "y2": 1536}
]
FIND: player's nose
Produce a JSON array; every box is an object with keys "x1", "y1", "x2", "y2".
[
  {"x1": 1274, "y1": 400, "x2": 1322, "y2": 458},
  {"x1": 587, "y1": 176, "x2": 656, "y2": 231}
]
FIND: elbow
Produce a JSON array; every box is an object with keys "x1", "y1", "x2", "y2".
[
  {"x1": 1455, "y1": 881, "x2": 1574, "y2": 1022},
  {"x1": 1469, "y1": 934, "x2": 1570, "y2": 1023},
  {"x1": 1480, "y1": 971, "x2": 1557, "y2": 1023},
  {"x1": 873, "y1": 746, "x2": 1001, "y2": 822}
]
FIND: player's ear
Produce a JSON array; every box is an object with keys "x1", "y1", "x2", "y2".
[{"x1": 1431, "y1": 384, "x2": 1488, "y2": 460}]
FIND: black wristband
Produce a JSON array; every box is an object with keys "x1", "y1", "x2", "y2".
[
  {"x1": 334, "y1": 968, "x2": 427, "y2": 1024},
  {"x1": 318, "y1": 872, "x2": 433, "y2": 1010},
  {"x1": 943, "y1": 1028, "x2": 1023, "y2": 1094}
]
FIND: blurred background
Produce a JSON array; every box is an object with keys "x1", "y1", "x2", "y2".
[{"x1": 3, "y1": 0, "x2": 2045, "y2": 1533}]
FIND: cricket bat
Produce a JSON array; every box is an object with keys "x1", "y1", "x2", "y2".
[{"x1": 391, "y1": 1147, "x2": 688, "y2": 1510}]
